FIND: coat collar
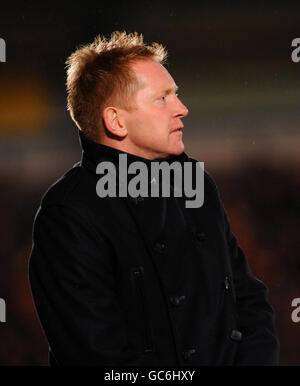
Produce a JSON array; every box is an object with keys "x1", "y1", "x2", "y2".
[
  {"x1": 78, "y1": 130, "x2": 189, "y2": 172},
  {"x1": 78, "y1": 130, "x2": 197, "y2": 249}
]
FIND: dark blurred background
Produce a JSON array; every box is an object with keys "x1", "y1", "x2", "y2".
[{"x1": 0, "y1": 1, "x2": 300, "y2": 365}]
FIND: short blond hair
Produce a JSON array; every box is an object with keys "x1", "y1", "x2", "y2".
[{"x1": 65, "y1": 31, "x2": 167, "y2": 140}]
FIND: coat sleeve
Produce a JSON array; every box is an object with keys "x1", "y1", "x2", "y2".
[
  {"x1": 29, "y1": 204, "x2": 136, "y2": 366},
  {"x1": 206, "y1": 172, "x2": 280, "y2": 365},
  {"x1": 223, "y1": 208, "x2": 280, "y2": 365}
]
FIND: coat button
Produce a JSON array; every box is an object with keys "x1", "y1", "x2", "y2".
[
  {"x1": 153, "y1": 241, "x2": 166, "y2": 254},
  {"x1": 182, "y1": 349, "x2": 196, "y2": 361},
  {"x1": 230, "y1": 329, "x2": 242, "y2": 342},
  {"x1": 196, "y1": 232, "x2": 206, "y2": 242},
  {"x1": 224, "y1": 276, "x2": 230, "y2": 290},
  {"x1": 170, "y1": 295, "x2": 186, "y2": 307}
]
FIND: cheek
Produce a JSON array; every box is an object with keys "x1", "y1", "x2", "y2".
[
  {"x1": 150, "y1": 111, "x2": 172, "y2": 137},
  {"x1": 140, "y1": 105, "x2": 170, "y2": 124},
  {"x1": 132, "y1": 111, "x2": 170, "y2": 137},
  {"x1": 126, "y1": 107, "x2": 172, "y2": 148}
]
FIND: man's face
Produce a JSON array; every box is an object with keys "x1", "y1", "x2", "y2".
[{"x1": 121, "y1": 60, "x2": 189, "y2": 160}]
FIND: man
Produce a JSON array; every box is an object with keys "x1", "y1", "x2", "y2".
[{"x1": 29, "y1": 31, "x2": 279, "y2": 366}]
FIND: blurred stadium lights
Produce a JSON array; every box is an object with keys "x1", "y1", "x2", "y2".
[{"x1": 0, "y1": 77, "x2": 52, "y2": 134}]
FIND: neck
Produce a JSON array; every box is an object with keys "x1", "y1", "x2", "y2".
[{"x1": 98, "y1": 134, "x2": 171, "y2": 161}]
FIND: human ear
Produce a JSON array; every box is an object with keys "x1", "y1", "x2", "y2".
[{"x1": 102, "y1": 107, "x2": 127, "y2": 138}]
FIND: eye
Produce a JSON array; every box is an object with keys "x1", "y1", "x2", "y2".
[{"x1": 161, "y1": 95, "x2": 166, "y2": 101}]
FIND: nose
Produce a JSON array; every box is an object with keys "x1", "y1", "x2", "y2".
[{"x1": 174, "y1": 96, "x2": 189, "y2": 118}]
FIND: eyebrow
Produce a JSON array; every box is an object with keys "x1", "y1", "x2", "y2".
[
  {"x1": 154, "y1": 85, "x2": 179, "y2": 98},
  {"x1": 164, "y1": 85, "x2": 179, "y2": 94}
]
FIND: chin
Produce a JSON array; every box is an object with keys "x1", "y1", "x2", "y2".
[
  {"x1": 171, "y1": 142, "x2": 185, "y2": 155},
  {"x1": 156, "y1": 142, "x2": 184, "y2": 158}
]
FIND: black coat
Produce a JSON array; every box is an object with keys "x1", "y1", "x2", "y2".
[{"x1": 29, "y1": 131, "x2": 279, "y2": 366}]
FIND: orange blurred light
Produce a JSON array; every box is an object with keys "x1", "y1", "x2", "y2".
[{"x1": 0, "y1": 78, "x2": 52, "y2": 134}]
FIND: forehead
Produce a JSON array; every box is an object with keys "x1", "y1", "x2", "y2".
[{"x1": 131, "y1": 60, "x2": 177, "y2": 92}]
